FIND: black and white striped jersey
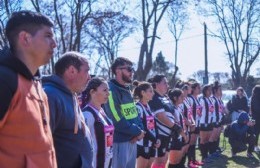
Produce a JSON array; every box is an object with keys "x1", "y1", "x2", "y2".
[{"x1": 149, "y1": 91, "x2": 175, "y2": 137}]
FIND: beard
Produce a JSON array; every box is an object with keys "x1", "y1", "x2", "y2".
[{"x1": 122, "y1": 73, "x2": 132, "y2": 83}]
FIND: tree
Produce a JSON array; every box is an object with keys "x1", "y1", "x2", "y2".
[
  {"x1": 199, "y1": 0, "x2": 260, "y2": 88},
  {"x1": 149, "y1": 51, "x2": 176, "y2": 84},
  {"x1": 211, "y1": 72, "x2": 229, "y2": 83},
  {"x1": 152, "y1": 51, "x2": 169, "y2": 74},
  {"x1": 167, "y1": 0, "x2": 189, "y2": 86},
  {"x1": 135, "y1": 0, "x2": 174, "y2": 80},
  {"x1": 85, "y1": 10, "x2": 137, "y2": 77},
  {"x1": 191, "y1": 70, "x2": 211, "y2": 84},
  {"x1": 28, "y1": 0, "x2": 97, "y2": 73},
  {"x1": 0, "y1": 0, "x2": 22, "y2": 49},
  {"x1": 54, "y1": 0, "x2": 95, "y2": 52}
]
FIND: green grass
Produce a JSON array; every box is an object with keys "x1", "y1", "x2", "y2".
[{"x1": 194, "y1": 135, "x2": 260, "y2": 168}]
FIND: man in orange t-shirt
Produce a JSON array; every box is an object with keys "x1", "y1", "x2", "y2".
[{"x1": 0, "y1": 10, "x2": 57, "y2": 168}]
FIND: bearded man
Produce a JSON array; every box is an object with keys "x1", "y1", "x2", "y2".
[{"x1": 104, "y1": 57, "x2": 145, "y2": 168}]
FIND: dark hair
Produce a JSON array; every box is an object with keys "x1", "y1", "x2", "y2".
[
  {"x1": 237, "y1": 86, "x2": 244, "y2": 93},
  {"x1": 5, "y1": 10, "x2": 53, "y2": 51},
  {"x1": 252, "y1": 85, "x2": 260, "y2": 97},
  {"x1": 168, "y1": 88, "x2": 182, "y2": 104},
  {"x1": 133, "y1": 81, "x2": 152, "y2": 99},
  {"x1": 111, "y1": 57, "x2": 133, "y2": 75},
  {"x1": 82, "y1": 77, "x2": 107, "y2": 104},
  {"x1": 191, "y1": 82, "x2": 200, "y2": 94},
  {"x1": 148, "y1": 75, "x2": 166, "y2": 89},
  {"x1": 175, "y1": 80, "x2": 190, "y2": 90},
  {"x1": 202, "y1": 84, "x2": 212, "y2": 97},
  {"x1": 236, "y1": 86, "x2": 247, "y2": 97},
  {"x1": 212, "y1": 81, "x2": 221, "y2": 95},
  {"x1": 251, "y1": 85, "x2": 260, "y2": 104},
  {"x1": 55, "y1": 51, "x2": 88, "y2": 77},
  {"x1": 132, "y1": 80, "x2": 139, "y2": 87}
]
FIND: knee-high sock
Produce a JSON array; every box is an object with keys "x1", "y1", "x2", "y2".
[
  {"x1": 216, "y1": 138, "x2": 221, "y2": 150},
  {"x1": 214, "y1": 141, "x2": 219, "y2": 152},
  {"x1": 200, "y1": 143, "x2": 208, "y2": 159},
  {"x1": 205, "y1": 142, "x2": 211, "y2": 157},
  {"x1": 208, "y1": 141, "x2": 216, "y2": 154},
  {"x1": 192, "y1": 144, "x2": 196, "y2": 161},
  {"x1": 179, "y1": 154, "x2": 187, "y2": 168},
  {"x1": 168, "y1": 163, "x2": 181, "y2": 168},
  {"x1": 188, "y1": 145, "x2": 196, "y2": 162}
]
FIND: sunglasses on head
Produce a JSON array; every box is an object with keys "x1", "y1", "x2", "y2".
[{"x1": 118, "y1": 66, "x2": 135, "y2": 72}]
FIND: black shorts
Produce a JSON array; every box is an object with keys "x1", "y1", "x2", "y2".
[
  {"x1": 190, "y1": 127, "x2": 200, "y2": 134},
  {"x1": 154, "y1": 135, "x2": 171, "y2": 157},
  {"x1": 169, "y1": 137, "x2": 186, "y2": 150},
  {"x1": 200, "y1": 123, "x2": 213, "y2": 131},
  {"x1": 137, "y1": 145, "x2": 155, "y2": 159}
]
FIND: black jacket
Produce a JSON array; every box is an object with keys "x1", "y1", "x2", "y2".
[
  {"x1": 251, "y1": 95, "x2": 260, "y2": 121},
  {"x1": 229, "y1": 95, "x2": 249, "y2": 113}
]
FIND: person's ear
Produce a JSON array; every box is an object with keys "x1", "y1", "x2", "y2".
[
  {"x1": 141, "y1": 90, "x2": 145, "y2": 97},
  {"x1": 18, "y1": 31, "x2": 32, "y2": 47},
  {"x1": 115, "y1": 68, "x2": 121, "y2": 75},
  {"x1": 66, "y1": 65, "x2": 78, "y2": 79},
  {"x1": 115, "y1": 68, "x2": 119, "y2": 73},
  {"x1": 90, "y1": 89, "x2": 95, "y2": 95}
]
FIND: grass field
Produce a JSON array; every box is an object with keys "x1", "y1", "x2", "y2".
[{"x1": 194, "y1": 135, "x2": 260, "y2": 168}]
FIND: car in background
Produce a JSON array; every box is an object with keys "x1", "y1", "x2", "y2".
[{"x1": 222, "y1": 90, "x2": 236, "y2": 105}]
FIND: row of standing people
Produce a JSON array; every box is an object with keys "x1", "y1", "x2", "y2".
[
  {"x1": 0, "y1": 10, "x2": 114, "y2": 168},
  {"x1": 79, "y1": 70, "x2": 228, "y2": 168},
  {"x1": 79, "y1": 58, "x2": 188, "y2": 168},
  {"x1": 133, "y1": 76, "x2": 260, "y2": 167},
  {"x1": 1, "y1": 10, "x2": 255, "y2": 168},
  {"x1": 0, "y1": 10, "x2": 149, "y2": 168},
  {"x1": 128, "y1": 77, "x2": 226, "y2": 168},
  {"x1": 0, "y1": 9, "x2": 223, "y2": 168}
]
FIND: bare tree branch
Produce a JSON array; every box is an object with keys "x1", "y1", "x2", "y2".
[
  {"x1": 135, "y1": 0, "x2": 174, "y2": 80},
  {"x1": 200, "y1": 0, "x2": 260, "y2": 88}
]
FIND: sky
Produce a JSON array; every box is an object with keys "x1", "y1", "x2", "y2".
[
  {"x1": 21, "y1": 0, "x2": 258, "y2": 80},
  {"x1": 117, "y1": 3, "x2": 258, "y2": 80}
]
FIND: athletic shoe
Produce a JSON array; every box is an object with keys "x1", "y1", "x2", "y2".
[
  {"x1": 188, "y1": 161, "x2": 198, "y2": 168},
  {"x1": 193, "y1": 160, "x2": 204, "y2": 166}
]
